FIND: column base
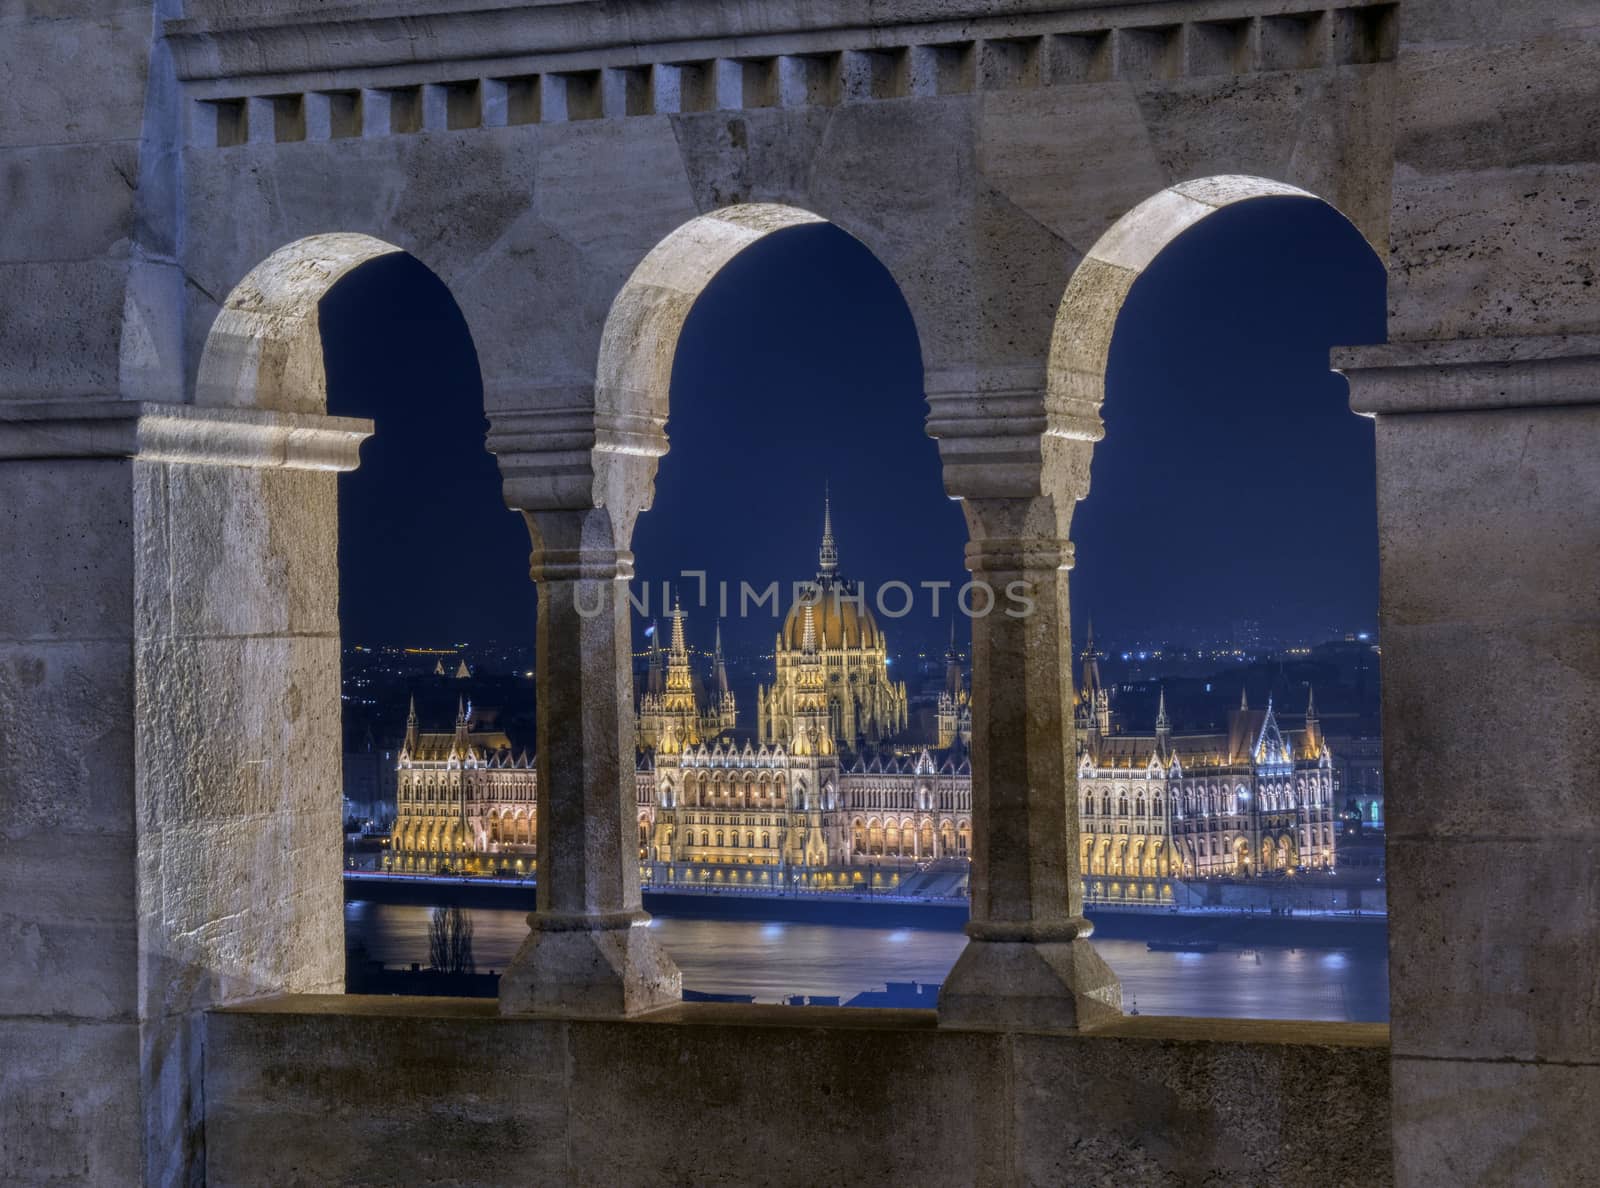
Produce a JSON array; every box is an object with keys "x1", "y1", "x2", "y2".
[
  {"x1": 937, "y1": 934, "x2": 1122, "y2": 1032},
  {"x1": 498, "y1": 911, "x2": 682, "y2": 1018}
]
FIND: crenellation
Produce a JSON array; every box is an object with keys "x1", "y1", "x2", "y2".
[
  {"x1": 379, "y1": 85, "x2": 423, "y2": 135},
  {"x1": 1185, "y1": 18, "x2": 1254, "y2": 77},
  {"x1": 1115, "y1": 24, "x2": 1185, "y2": 83},
  {"x1": 1331, "y1": 3, "x2": 1397, "y2": 67},
  {"x1": 186, "y1": 6, "x2": 1401, "y2": 148},
  {"x1": 1258, "y1": 10, "x2": 1325, "y2": 71},
  {"x1": 909, "y1": 42, "x2": 976, "y2": 96},
  {"x1": 978, "y1": 37, "x2": 1043, "y2": 91},
  {"x1": 840, "y1": 47, "x2": 910, "y2": 103},
  {"x1": 1045, "y1": 30, "x2": 1113, "y2": 85}
]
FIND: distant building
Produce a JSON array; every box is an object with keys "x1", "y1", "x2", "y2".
[
  {"x1": 387, "y1": 507, "x2": 1332, "y2": 893},
  {"x1": 755, "y1": 494, "x2": 909, "y2": 748},
  {"x1": 342, "y1": 730, "x2": 398, "y2": 826},
  {"x1": 386, "y1": 499, "x2": 969, "y2": 878},
  {"x1": 1333, "y1": 735, "x2": 1384, "y2": 827},
  {"x1": 1075, "y1": 628, "x2": 1337, "y2": 891}
]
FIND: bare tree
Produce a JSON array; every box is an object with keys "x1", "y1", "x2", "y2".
[{"x1": 428, "y1": 905, "x2": 476, "y2": 974}]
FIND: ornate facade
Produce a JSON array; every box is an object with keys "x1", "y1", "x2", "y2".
[
  {"x1": 389, "y1": 529, "x2": 1331, "y2": 888},
  {"x1": 756, "y1": 496, "x2": 909, "y2": 747},
  {"x1": 387, "y1": 501, "x2": 966, "y2": 877},
  {"x1": 1074, "y1": 631, "x2": 1337, "y2": 897},
  {"x1": 390, "y1": 697, "x2": 537, "y2": 871}
]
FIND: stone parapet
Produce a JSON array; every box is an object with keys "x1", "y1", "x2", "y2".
[{"x1": 205, "y1": 995, "x2": 1392, "y2": 1187}]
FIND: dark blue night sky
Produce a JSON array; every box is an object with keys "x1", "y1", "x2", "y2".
[{"x1": 323, "y1": 196, "x2": 1384, "y2": 661}]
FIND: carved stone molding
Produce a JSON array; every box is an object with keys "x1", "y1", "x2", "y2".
[
  {"x1": 0, "y1": 400, "x2": 373, "y2": 471},
  {"x1": 1337, "y1": 334, "x2": 1600, "y2": 416}
]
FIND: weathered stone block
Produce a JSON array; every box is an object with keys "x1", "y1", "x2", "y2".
[
  {"x1": 0, "y1": 260, "x2": 129, "y2": 400},
  {"x1": 1392, "y1": 1056, "x2": 1600, "y2": 1186},
  {"x1": 0, "y1": 459, "x2": 135, "y2": 642},
  {"x1": 0, "y1": 1018, "x2": 142, "y2": 1187},
  {"x1": 1389, "y1": 835, "x2": 1600, "y2": 1064},
  {"x1": 203, "y1": 999, "x2": 1391, "y2": 1186},
  {"x1": 0, "y1": 831, "x2": 137, "y2": 1019},
  {"x1": 1375, "y1": 407, "x2": 1600, "y2": 630},
  {"x1": 0, "y1": 143, "x2": 139, "y2": 264},
  {"x1": 1381, "y1": 622, "x2": 1599, "y2": 838},
  {"x1": 133, "y1": 462, "x2": 340, "y2": 641},
  {"x1": 0, "y1": 639, "x2": 136, "y2": 837},
  {"x1": 0, "y1": 14, "x2": 152, "y2": 148},
  {"x1": 563, "y1": 1009, "x2": 1009, "y2": 1186},
  {"x1": 1011, "y1": 1020, "x2": 1391, "y2": 1186}
]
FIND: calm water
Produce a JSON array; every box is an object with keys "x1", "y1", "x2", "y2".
[{"x1": 345, "y1": 901, "x2": 1388, "y2": 1022}]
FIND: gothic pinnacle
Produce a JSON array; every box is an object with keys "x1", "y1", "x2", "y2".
[{"x1": 818, "y1": 482, "x2": 838, "y2": 576}]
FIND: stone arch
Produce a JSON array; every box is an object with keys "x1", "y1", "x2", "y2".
[
  {"x1": 1046, "y1": 176, "x2": 1383, "y2": 494},
  {"x1": 593, "y1": 203, "x2": 924, "y2": 527},
  {"x1": 196, "y1": 232, "x2": 482, "y2": 416}
]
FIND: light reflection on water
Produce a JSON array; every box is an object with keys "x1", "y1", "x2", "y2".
[{"x1": 345, "y1": 902, "x2": 1388, "y2": 1022}]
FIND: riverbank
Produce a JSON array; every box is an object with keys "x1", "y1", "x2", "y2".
[
  {"x1": 344, "y1": 871, "x2": 1386, "y2": 948},
  {"x1": 345, "y1": 902, "x2": 1390, "y2": 1020}
]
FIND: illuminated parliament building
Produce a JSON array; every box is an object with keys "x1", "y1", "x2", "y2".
[
  {"x1": 388, "y1": 503, "x2": 1334, "y2": 894},
  {"x1": 1074, "y1": 630, "x2": 1337, "y2": 894}
]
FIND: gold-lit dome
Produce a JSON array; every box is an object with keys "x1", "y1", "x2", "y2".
[
  {"x1": 779, "y1": 486, "x2": 881, "y2": 651},
  {"x1": 782, "y1": 581, "x2": 880, "y2": 651}
]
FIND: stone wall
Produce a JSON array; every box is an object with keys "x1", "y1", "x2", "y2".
[
  {"x1": 1342, "y1": 2, "x2": 1600, "y2": 1181},
  {"x1": 204, "y1": 996, "x2": 1392, "y2": 1187}
]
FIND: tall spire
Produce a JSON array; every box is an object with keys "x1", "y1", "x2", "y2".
[
  {"x1": 944, "y1": 616, "x2": 963, "y2": 700},
  {"x1": 1155, "y1": 686, "x2": 1170, "y2": 732},
  {"x1": 1302, "y1": 684, "x2": 1322, "y2": 758},
  {"x1": 1079, "y1": 618, "x2": 1103, "y2": 725},
  {"x1": 1240, "y1": 685, "x2": 1249, "y2": 712},
  {"x1": 817, "y1": 482, "x2": 838, "y2": 577},
  {"x1": 405, "y1": 695, "x2": 418, "y2": 751},
  {"x1": 668, "y1": 591, "x2": 687, "y2": 660},
  {"x1": 713, "y1": 620, "x2": 730, "y2": 699}
]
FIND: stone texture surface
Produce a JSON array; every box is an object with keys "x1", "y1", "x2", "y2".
[
  {"x1": 0, "y1": 1019, "x2": 144, "y2": 1185},
  {"x1": 205, "y1": 997, "x2": 1391, "y2": 1187},
  {"x1": 1392, "y1": 1057, "x2": 1600, "y2": 1187}
]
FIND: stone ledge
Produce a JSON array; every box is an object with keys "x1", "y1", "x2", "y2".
[
  {"x1": 0, "y1": 400, "x2": 372, "y2": 471},
  {"x1": 205, "y1": 994, "x2": 1392, "y2": 1186},
  {"x1": 1336, "y1": 334, "x2": 1600, "y2": 415},
  {"x1": 220, "y1": 991, "x2": 1392, "y2": 1047}
]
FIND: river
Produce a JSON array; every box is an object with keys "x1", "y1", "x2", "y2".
[{"x1": 345, "y1": 900, "x2": 1388, "y2": 1022}]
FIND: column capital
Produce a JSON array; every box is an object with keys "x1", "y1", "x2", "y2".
[
  {"x1": 0, "y1": 399, "x2": 371, "y2": 470},
  {"x1": 1336, "y1": 333, "x2": 1600, "y2": 416},
  {"x1": 486, "y1": 395, "x2": 666, "y2": 537},
  {"x1": 924, "y1": 367, "x2": 1099, "y2": 507}
]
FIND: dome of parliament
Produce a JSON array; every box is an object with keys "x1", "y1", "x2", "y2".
[
  {"x1": 782, "y1": 578, "x2": 881, "y2": 651},
  {"x1": 779, "y1": 489, "x2": 883, "y2": 652}
]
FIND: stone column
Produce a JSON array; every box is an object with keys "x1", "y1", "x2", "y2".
[
  {"x1": 0, "y1": 400, "x2": 367, "y2": 1186},
  {"x1": 927, "y1": 370, "x2": 1121, "y2": 1031},
  {"x1": 1338, "y1": 337, "x2": 1600, "y2": 1183},
  {"x1": 491, "y1": 406, "x2": 681, "y2": 1018}
]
